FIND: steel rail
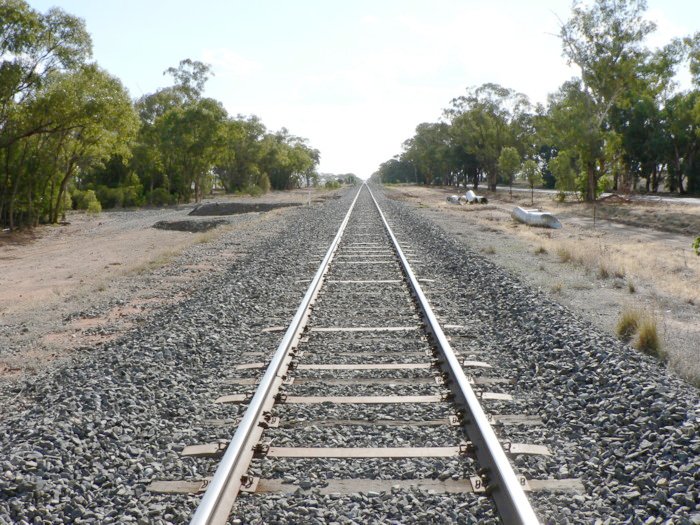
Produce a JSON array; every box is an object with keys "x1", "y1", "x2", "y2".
[
  {"x1": 190, "y1": 185, "x2": 364, "y2": 525},
  {"x1": 365, "y1": 184, "x2": 540, "y2": 525}
]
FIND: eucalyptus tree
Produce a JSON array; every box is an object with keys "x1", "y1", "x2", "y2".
[
  {"x1": 157, "y1": 97, "x2": 228, "y2": 201},
  {"x1": 0, "y1": 0, "x2": 94, "y2": 227},
  {"x1": 260, "y1": 129, "x2": 319, "y2": 190},
  {"x1": 548, "y1": 150, "x2": 578, "y2": 196},
  {"x1": 402, "y1": 122, "x2": 452, "y2": 186},
  {"x1": 446, "y1": 83, "x2": 532, "y2": 190},
  {"x1": 2, "y1": 65, "x2": 137, "y2": 225},
  {"x1": 215, "y1": 115, "x2": 268, "y2": 192},
  {"x1": 375, "y1": 158, "x2": 416, "y2": 184},
  {"x1": 133, "y1": 59, "x2": 227, "y2": 202},
  {"x1": 559, "y1": 0, "x2": 656, "y2": 200},
  {"x1": 497, "y1": 146, "x2": 521, "y2": 196},
  {"x1": 521, "y1": 159, "x2": 542, "y2": 205},
  {"x1": 0, "y1": 1, "x2": 92, "y2": 149},
  {"x1": 662, "y1": 91, "x2": 700, "y2": 194}
]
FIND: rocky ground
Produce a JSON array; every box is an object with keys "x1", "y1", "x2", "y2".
[
  {"x1": 384, "y1": 184, "x2": 700, "y2": 387},
  {"x1": 0, "y1": 184, "x2": 697, "y2": 524}
]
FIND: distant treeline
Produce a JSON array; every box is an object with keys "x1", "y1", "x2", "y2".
[
  {"x1": 0, "y1": 2, "x2": 350, "y2": 229},
  {"x1": 372, "y1": 0, "x2": 700, "y2": 201}
]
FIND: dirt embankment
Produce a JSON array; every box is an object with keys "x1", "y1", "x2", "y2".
[
  {"x1": 0, "y1": 189, "x2": 340, "y2": 382},
  {"x1": 386, "y1": 185, "x2": 700, "y2": 386}
]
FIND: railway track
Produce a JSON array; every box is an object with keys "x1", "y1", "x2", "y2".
[{"x1": 150, "y1": 184, "x2": 583, "y2": 524}]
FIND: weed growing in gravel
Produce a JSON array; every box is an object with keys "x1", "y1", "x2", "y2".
[
  {"x1": 535, "y1": 246, "x2": 547, "y2": 254},
  {"x1": 598, "y1": 264, "x2": 610, "y2": 279},
  {"x1": 551, "y1": 282, "x2": 563, "y2": 293},
  {"x1": 627, "y1": 280, "x2": 636, "y2": 293},
  {"x1": 616, "y1": 307, "x2": 642, "y2": 342},
  {"x1": 616, "y1": 308, "x2": 664, "y2": 359},
  {"x1": 484, "y1": 245, "x2": 496, "y2": 254},
  {"x1": 635, "y1": 316, "x2": 663, "y2": 359}
]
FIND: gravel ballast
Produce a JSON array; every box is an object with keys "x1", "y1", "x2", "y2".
[{"x1": 0, "y1": 184, "x2": 697, "y2": 524}]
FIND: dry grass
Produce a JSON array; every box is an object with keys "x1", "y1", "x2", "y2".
[
  {"x1": 130, "y1": 249, "x2": 182, "y2": 275},
  {"x1": 616, "y1": 307, "x2": 642, "y2": 342},
  {"x1": 635, "y1": 316, "x2": 663, "y2": 358},
  {"x1": 556, "y1": 246, "x2": 573, "y2": 263},
  {"x1": 616, "y1": 307, "x2": 664, "y2": 359},
  {"x1": 551, "y1": 282, "x2": 563, "y2": 294},
  {"x1": 483, "y1": 245, "x2": 496, "y2": 254},
  {"x1": 535, "y1": 246, "x2": 547, "y2": 254},
  {"x1": 519, "y1": 232, "x2": 698, "y2": 304}
]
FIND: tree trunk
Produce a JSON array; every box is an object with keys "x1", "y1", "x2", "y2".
[
  {"x1": 586, "y1": 163, "x2": 596, "y2": 202},
  {"x1": 52, "y1": 161, "x2": 76, "y2": 224}
]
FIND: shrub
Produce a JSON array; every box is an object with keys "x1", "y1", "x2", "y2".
[
  {"x1": 73, "y1": 189, "x2": 101, "y2": 213},
  {"x1": 147, "y1": 188, "x2": 175, "y2": 206},
  {"x1": 87, "y1": 201, "x2": 100, "y2": 214},
  {"x1": 325, "y1": 180, "x2": 341, "y2": 189},
  {"x1": 255, "y1": 172, "x2": 271, "y2": 193},
  {"x1": 694, "y1": 236, "x2": 699, "y2": 256},
  {"x1": 616, "y1": 307, "x2": 641, "y2": 342},
  {"x1": 95, "y1": 185, "x2": 123, "y2": 208},
  {"x1": 635, "y1": 316, "x2": 662, "y2": 358},
  {"x1": 535, "y1": 246, "x2": 547, "y2": 255},
  {"x1": 244, "y1": 184, "x2": 264, "y2": 197},
  {"x1": 556, "y1": 246, "x2": 573, "y2": 263},
  {"x1": 122, "y1": 185, "x2": 145, "y2": 207}
]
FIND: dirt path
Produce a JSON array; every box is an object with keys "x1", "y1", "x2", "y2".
[{"x1": 386, "y1": 185, "x2": 700, "y2": 386}]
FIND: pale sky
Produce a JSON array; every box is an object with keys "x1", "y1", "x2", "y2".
[{"x1": 28, "y1": 1, "x2": 700, "y2": 178}]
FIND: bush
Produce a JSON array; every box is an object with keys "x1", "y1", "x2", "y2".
[
  {"x1": 325, "y1": 180, "x2": 341, "y2": 189},
  {"x1": 95, "y1": 185, "x2": 123, "y2": 208},
  {"x1": 255, "y1": 172, "x2": 271, "y2": 193},
  {"x1": 72, "y1": 189, "x2": 101, "y2": 213},
  {"x1": 147, "y1": 188, "x2": 175, "y2": 206},
  {"x1": 87, "y1": 196, "x2": 102, "y2": 214},
  {"x1": 122, "y1": 185, "x2": 145, "y2": 207},
  {"x1": 694, "y1": 236, "x2": 699, "y2": 256},
  {"x1": 616, "y1": 308, "x2": 664, "y2": 359},
  {"x1": 616, "y1": 307, "x2": 641, "y2": 342},
  {"x1": 244, "y1": 184, "x2": 264, "y2": 197},
  {"x1": 635, "y1": 316, "x2": 662, "y2": 358}
]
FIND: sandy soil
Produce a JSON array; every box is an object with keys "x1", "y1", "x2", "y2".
[
  {"x1": 0, "y1": 188, "x2": 336, "y2": 381},
  {"x1": 385, "y1": 185, "x2": 700, "y2": 386}
]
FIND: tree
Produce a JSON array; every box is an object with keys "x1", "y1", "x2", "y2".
[
  {"x1": 0, "y1": 1, "x2": 95, "y2": 227},
  {"x1": 157, "y1": 97, "x2": 228, "y2": 201},
  {"x1": 498, "y1": 146, "x2": 521, "y2": 196},
  {"x1": 163, "y1": 59, "x2": 212, "y2": 101},
  {"x1": 215, "y1": 115, "x2": 267, "y2": 193},
  {"x1": 402, "y1": 122, "x2": 452, "y2": 186},
  {"x1": 375, "y1": 158, "x2": 417, "y2": 184},
  {"x1": 548, "y1": 150, "x2": 578, "y2": 198},
  {"x1": 521, "y1": 159, "x2": 542, "y2": 205},
  {"x1": 559, "y1": 0, "x2": 656, "y2": 201},
  {"x1": 544, "y1": 80, "x2": 606, "y2": 200},
  {"x1": 0, "y1": 1, "x2": 92, "y2": 150},
  {"x1": 447, "y1": 83, "x2": 532, "y2": 190},
  {"x1": 662, "y1": 92, "x2": 700, "y2": 194}
]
